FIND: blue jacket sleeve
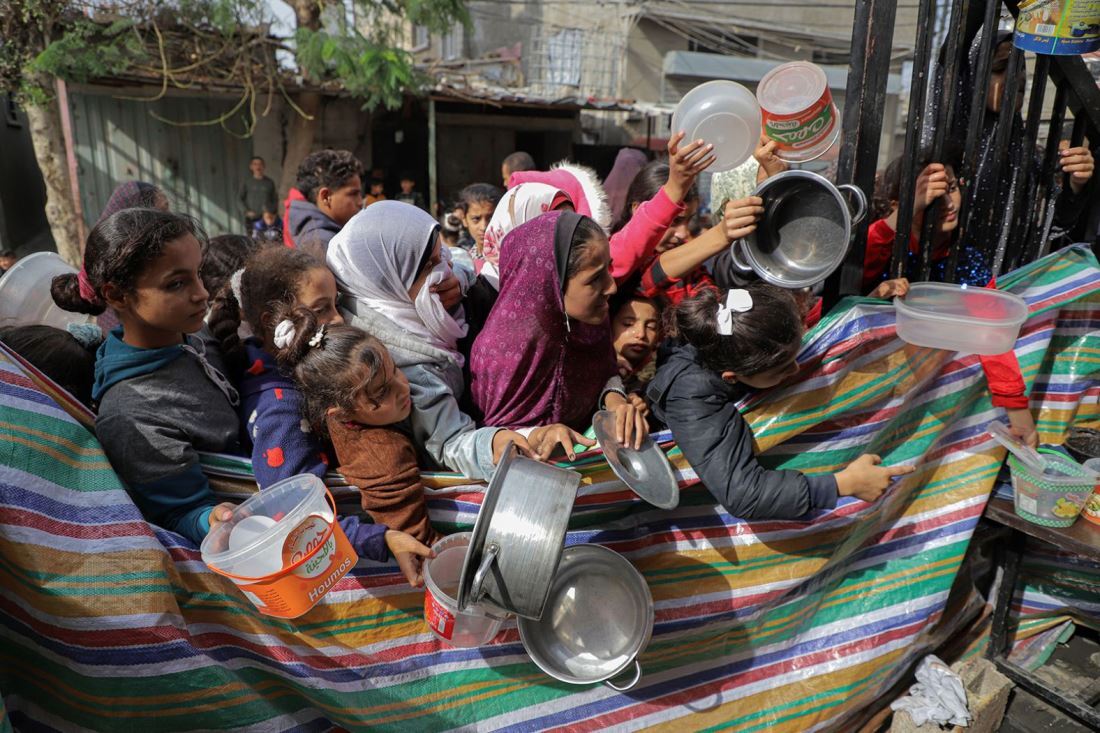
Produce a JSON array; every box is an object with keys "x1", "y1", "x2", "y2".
[
  {"x1": 662, "y1": 373, "x2": 837, "y2": 520},
  {"x1": 249, "y1": 388, "x2": 327, "y2": 489},
  {"x1": 339, "y1": 515, "x2": 389, "y2": 562},
  {"x1": 130, "y1": 462, "x2": 218, "y2": 545}
]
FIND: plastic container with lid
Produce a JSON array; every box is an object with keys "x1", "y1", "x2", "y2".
[
  {"x1": 423, "y1": 532, "x2": 506, "y2": 648},
  {"x1": 894, "y1": 282, "x2": 1029, "y2": 355},
  {"x1": 200, "y1": 474, "x2": 357, "y2": 618},
  {"x1": 756, "y1": 61, "x2": 840, "y2": 163},
  {"x1": 671, "y1": 80, "x2": 761, "y2": 173},
  {"x1": 1008, "y1": 448, "x2": 1098, "y2": 528},
  {"x1": 0, "y1": 252, "x2": 95, "y2": 331}
]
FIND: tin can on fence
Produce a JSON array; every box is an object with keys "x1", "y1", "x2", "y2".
[
  {"x1": 756, "y1": 62, "x2": 840, "y2": 163},
  {"x1": 1014, "y1": 0, "x2": 1100, "y2": 56}
]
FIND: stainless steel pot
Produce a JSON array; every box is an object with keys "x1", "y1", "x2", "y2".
[
  {"x1": 518, "y1": 544, "x2": 653, "y2": 690},
  {"x1": 728, "y1": 169, "x2": 867, "y2": 289},
  {"x1": 458, "y1": 443, "x2": 581, "y2": 620}
]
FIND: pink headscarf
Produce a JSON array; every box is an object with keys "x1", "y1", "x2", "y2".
[
  {"x1": 603, "y1": 148, "x2": 648, "y2": 222},
  {"x1": 508, "y1": 163, "x2": 612, "y2": 231},
  {"x1": 480, "y1": 183, "x2": 570, "y2": 288},
  {"x1": 470, "y1": 211, "x2": 616, "y2": 431}
]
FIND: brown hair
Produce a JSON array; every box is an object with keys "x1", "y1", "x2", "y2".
[
  {"x1": 272, "y1": 305, "x2": 391, "y2": 432},
  {"x1": 51, "y1": 209, "x2": 205, "y2": 316},
  {"x1": 668, "y1": 284, "x2": 802, "y2": 376}
]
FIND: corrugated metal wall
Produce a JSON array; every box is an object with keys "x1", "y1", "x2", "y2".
[{"x1": 69, "y1": 91, "x2": 253, "y2": 236}]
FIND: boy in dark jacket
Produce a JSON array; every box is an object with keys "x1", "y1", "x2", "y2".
[{"x1": 288, "y1": 149, "x2": 364, "y2": 257}]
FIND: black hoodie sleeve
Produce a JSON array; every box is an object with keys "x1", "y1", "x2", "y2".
[{"x1": 660, "y1": 369, "x2": 837, "y2": 520}]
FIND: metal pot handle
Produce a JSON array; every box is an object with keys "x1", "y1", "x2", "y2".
[
  {"x1": 836, "y1": 184, "x2": 868, "y2": 226},
  {"x1": 604, "y1": 659, "x2": 642, "y2": 691},
  {"x1": 469, "y1": 543, "x2": 499, "y2": 605},
  {"x1": 727, "y1": 241, "x2": 753, "y2": 274}
]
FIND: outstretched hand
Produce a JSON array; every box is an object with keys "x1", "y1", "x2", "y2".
[{"x1": 385, "y1": 530, "x2": 435, "y2": 587}]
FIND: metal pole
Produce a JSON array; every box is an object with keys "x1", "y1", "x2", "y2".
[
  {"x1": 822, "y1": 0, "x2": 898, "y2": 305},
  {"x1": 917, "y1": 0, "x2": 969, "y2": 281},
  {"x1": 1001, "y1": 54, "x2": 1048, "y2": 273},
  {"x1": 891, "y1": 0, "x2": 938, "y2": 280},
  {"x1": 977, "y1": 46, "x2": 1024, "y2": 281},
  {"x1": 1024, "y1": 84, "x2": 1067, "y2": 263},
  {"x1": 944, "y1": 0, "x2": 999, "y2": 283},
  {"x1": 428, "y1": 98, "x2": 438, "y2": 217}
]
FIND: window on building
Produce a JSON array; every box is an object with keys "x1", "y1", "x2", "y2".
[
  {"x1": 412, "y1": 24, "x2": 429, "y2": 51},
  {"x1": 442, "y1": 23, "x2": 462, "y2": 60}
]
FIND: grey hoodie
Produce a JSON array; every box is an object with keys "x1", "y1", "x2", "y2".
[{"x1": 288, "y1": 199, "x2": 341, "y2": 259}]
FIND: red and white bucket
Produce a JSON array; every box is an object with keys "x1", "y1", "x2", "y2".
[
  {"x1": 423, "y1": 533, "x2": 505, "y2": 647},
  {"x1": 200, "y1": 475, "x2": 358, "y2": 619},
  {"x1": 757, "y1": 61, "x2": 840, "y2": 163}
]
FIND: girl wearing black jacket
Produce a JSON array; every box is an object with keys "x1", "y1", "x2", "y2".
[{"x1": 648, "y1": 284, "x2": 915, "y2": 520}]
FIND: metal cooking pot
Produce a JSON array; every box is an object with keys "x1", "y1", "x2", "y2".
[
  {"x1": 518, "y1": 544, "x2": 653, "y2": 690},
  {"x1": 728, "y1": 169, "x2": 867, "y2": 289},
  {"x1": 458, "y1": 443, "x2": 580, "y2": 620}
]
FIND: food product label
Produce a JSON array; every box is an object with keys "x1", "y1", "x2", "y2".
[
  {"x1": 425, "y1": 591, "x2": 455, "y2": 640},
  {"x1": 1014, "y1": 0, "x2": 1100, "y2": 55},
  {"x1": 763, "y1": 96, "x2": 836, "y2": 152},
  {"x1": 1017, "y1": 492, "x2": 1039, "y2": 515},
  {"x1": 283, "y1": 514, "x2": 336, "y2": 579}
]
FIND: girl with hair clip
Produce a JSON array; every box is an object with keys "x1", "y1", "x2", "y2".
[
  {"x1": 272, "y1": 307, "x2": 437, "y2": 583},
  {"x1": 50, "y1": 208, "x2": 239, "y2": 545},
  {"x1": 649, "y1": 284, "x2": 917, "y2": 520}
]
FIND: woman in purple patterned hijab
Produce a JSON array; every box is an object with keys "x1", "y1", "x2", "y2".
[
  {"x1": 470, "y1": 210, "x2": 648, "y2": 451},
  {"x1": 97, "y1": 181, "x2": 168, "y2": 225}
]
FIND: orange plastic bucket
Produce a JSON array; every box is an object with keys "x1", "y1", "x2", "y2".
[{"x1": 201, "y1": 475, "x2": 358, "y2": 618}]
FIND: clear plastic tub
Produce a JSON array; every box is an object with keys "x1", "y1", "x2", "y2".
[
  {"x1": 0, "y1": 252, "x2": 94, "y2": 330},
  {"x1": 894, "y1": 282, "x2": 1028, "y2": 355},
  {"x1": 1008, "y1": 449, "x2": 1097, "y2": 528},
  {"x1": 671, "y1": 80, "x2": 761, "y2": 173},
  {"x1": 424, "y1": 533, "x2": 505, "y2": 648},
  {"x1": 201, "y1": 474, "x2": 357, "y2": 618}
]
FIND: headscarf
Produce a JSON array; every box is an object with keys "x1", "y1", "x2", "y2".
[
  {"x1": 509, "y1": 163, "x2": 612, "y2": 231},
  {"x1": 327, "y1": 200, "x2": 468, "y2": 365},
  {"x1": 470, "y1": 211, "x2": 616, "y2": 431},
  {"x1": 97, "y1": 181, "x2": 163, "y2": 225},
  {"x1": 480, "y1": 183, "x2": 570, "y2": 289},
  {"x1": 603, "y1": 148, "x2": 648, "y2": 222}
]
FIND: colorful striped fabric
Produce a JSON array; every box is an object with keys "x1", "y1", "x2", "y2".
[{"x1": 1, "y1": 245, "x2": 1097, "y2": 732}]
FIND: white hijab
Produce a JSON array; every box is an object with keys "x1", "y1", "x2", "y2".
[
  {"x1": 327, "y1": 201, "x2": 468, "y2": 365},
  {"x1": 480, "y1": 183, "x2": 566, "y2": 289}
]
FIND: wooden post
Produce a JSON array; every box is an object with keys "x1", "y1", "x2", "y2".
[{"x1": 428, "y1": 98, "x2": 438, "y2": 216}]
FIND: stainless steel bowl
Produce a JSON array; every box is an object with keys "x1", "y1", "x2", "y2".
[
  {"x1": 592, "y1": 410, "x2": 679, "y2": 510},
  {"x1": 729, "y1": 169, "x2": 867, "y2": 289},
  {"x1": 458, "y1": 443, "x2": 581, "y2": 620},
  {"x1": 518, "y1": 544, "x2": 653, "y2": 690}
]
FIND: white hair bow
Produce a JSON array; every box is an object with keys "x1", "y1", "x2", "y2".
[
  {"x1": 273, "y1": 319, "x2": 296, "y2": 349},
  {"x1": 716, "y1": 289, "x2": 754, "y2": 336},
  {"x1": 229, "y1": 268, "x2": 245, "y2": 305}
]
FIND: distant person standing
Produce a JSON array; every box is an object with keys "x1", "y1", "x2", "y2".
[
  {"x1": 394, "y1": 173, "x2": 427, "y2": 211},
  {"x1": 0, "y1": 250, "x2": 15, "y2": 277},
  {"x1": 363, "y1": 178, "x2": 387, "y2": 208},
  {"x1": 239, "y1": 156, "x2": 278, "y2": 233},
  {"x1": 501, "y1": 151, "x2": 536, "y2": 187}
]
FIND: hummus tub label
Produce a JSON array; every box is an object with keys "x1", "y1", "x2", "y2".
[
  {"x1": 283, "y1": 514, "x2": 336, "y2": 579},
  {"x1": 764, "y1": 97, "x2": 836, "y2": 151},
  {"x1": 425, "y1": 590, "x2": 456, "y2": 640},
  {"x1": 1014, "y1": 0, "x2": 1100, "y2": 55}
]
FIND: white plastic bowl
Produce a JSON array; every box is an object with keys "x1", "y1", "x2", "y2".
[
  {"x1": 894, "y1": 282, "x2": 1028, "y2": 355},
  {"x1": 671, "y1": 81, "x2": 761, "y2": 172},
  {"x1": 0, "y1": 252, "x2": 94, "y2": 331}
]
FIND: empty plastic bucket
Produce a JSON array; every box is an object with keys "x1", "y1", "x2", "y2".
[
  {"x1": 757, "y1": 62, "x2": 839, "y2": 163},
  {"x1": 1082, "y1": 458, "x2": 1100, "y2": 527},
  {"x1": 200, "y1": 474, "x2": 358, "y2": 618},
  {"x1": 0, "y1": 252, "x2": 94, "y2": 330},
  {"x1": 424, "y1": 533, "x2": 505, "y2": 647},
  {"x1": 1008, "y1": 449, "x2": 1096, "y2": 528},
  {"x1": 894, "y1": 283, "x2": 1029, "y2": 355}
]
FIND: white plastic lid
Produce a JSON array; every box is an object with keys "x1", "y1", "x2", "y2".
[
  {"x1": 757, "y1": 62, "x2": 828, "y2": 114},
  {"x1": 987, "y1": 421, "x2": 1046, "y2": 472}
]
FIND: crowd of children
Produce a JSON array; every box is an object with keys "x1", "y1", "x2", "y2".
[{"x1": 0, "y1": 108, "x2": 1089, "y2": 589}]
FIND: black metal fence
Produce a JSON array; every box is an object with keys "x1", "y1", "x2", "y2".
[{"x1": 826, "y1": 0, "x2": 1100, "y2": 301}]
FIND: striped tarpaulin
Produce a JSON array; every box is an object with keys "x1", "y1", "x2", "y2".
[{"x1": 1, "y1": 245, "x2": 1097, "y2": 732}]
